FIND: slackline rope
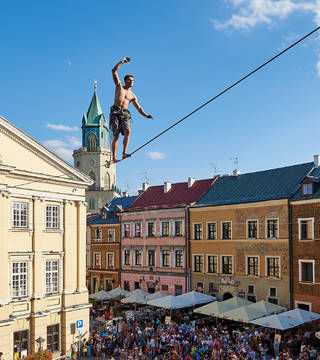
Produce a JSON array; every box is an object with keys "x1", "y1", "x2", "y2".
[
  {"x1": 9, "y1": 25, "x2": 320, "y2": 189},
  {"x1": 112, "y1": 25, "x2": 320, "y2": 165}
]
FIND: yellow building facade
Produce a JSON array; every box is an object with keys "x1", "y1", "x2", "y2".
[{"x1": 0, "y1": 115, "x2": 92, "y2": 359}]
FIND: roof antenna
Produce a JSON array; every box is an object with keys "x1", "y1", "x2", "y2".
[
  {"x1": 210, "y1": 163, "x2": 218, "y2": 176},
  {"x1": 141, "y1": 171, "x2": 150, "y2": 184},
  {"x1": 230, "y1": 157, "x2": 240, "y2": 176}
]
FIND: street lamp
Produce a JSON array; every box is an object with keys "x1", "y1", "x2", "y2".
[{"x1": 35, "y1": 336, "x2": 45, "y2": 352}]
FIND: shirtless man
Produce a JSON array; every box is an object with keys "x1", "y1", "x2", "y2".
[{"x1": 110, "y1": 57, "x2": 153, "y2": 162}]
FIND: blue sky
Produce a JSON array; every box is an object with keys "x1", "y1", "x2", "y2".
[{"x1": 1, "y1": 0, "x2": 320, "y2": 195}]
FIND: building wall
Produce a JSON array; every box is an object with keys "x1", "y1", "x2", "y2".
[
  {"x1": 88, "y1": 223, "x2": 121, "y2": 292},
  {"x1": 0, "y1": 118, "x2": 90, "y2": 359},
  {"x1": 189, "y1": 200, "x2": 290, "y2": 307},
  {"x1": 120, "y1": 208, "x2": 188, "y2": 295},
  {"x1": 291, "y1": 199, "x2": 320, "y2": 312}
]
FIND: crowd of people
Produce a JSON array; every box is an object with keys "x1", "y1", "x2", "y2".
[{"x1": 71, "y1": 304, "x2": 320, "y2": 359}]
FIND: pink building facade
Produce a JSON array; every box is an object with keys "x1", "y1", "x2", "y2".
[
  {"x1": 120, "y1": 208, "x2": 188, "y2": 295},
  {"x1": 119, "y1": 178, "x2": 216, "y2": 295}
]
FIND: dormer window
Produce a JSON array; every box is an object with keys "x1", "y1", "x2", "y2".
[{"x1": 302, "y1": 183, "x2": 312, "y2": 195}]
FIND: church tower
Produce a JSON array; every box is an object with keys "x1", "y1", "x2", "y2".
[{"x1": 73, "y1": 82, "x2": 119, "y2": 213}]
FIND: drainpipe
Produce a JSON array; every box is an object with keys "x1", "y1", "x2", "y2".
[
  {"x1": 186, "y1": 206, "x2": 191, "y2": 292},
  {"x1": 288, "y1": 200, "x2": 293, "y2": 310}
]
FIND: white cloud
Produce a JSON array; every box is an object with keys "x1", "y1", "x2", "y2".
[
  {"x1": 213, "y1": 0, "x2": 320, "y2": 31},
  {"x1": 147, "y1": 151, "x2": 165, "y2": 160},
  {"x1": 317, "y1": 60, "x2": 320, "y2": 76},
  {"x1": 46, "y1": 123, "x2": 78, "y2": 131},
  {"x1": 43, "y1": 136, "x2": 81, "y2": 162}
]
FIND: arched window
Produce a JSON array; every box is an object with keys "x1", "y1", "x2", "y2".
[
  {"x1": 89, "y1": 133, "x2": 97, "y2": 151},
  {"x1": 104, "y1": 172, "x2": 111, "y2": 190},
  {"x1": 88, "y1": 171, "x2": 96, "y2": 190}
]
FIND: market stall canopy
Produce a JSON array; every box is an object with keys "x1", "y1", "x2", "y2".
[
  {"x1": 176, "y1": 291, "x2": 216, "y2": 307},
  {"x1": 146, "y1": 291, "x2": 168, "y2": 301},
  {"x1": 251, "y1": 313, "x2": 302, "y2": 330},
  {"x1": 194, "y1": 296, "x2": 252, "y2": 317},
  {"x1": 121, "y1": 292, "x2": 147, "y2": 304},
  {"x1": 284, "y1": 308, "x2": 320, "y2": 323},
  {"x1": 219, "y1": 305, "x2": 266, "y2": 322},
  {"x1": 147, "y1": 295, "x2": 190, "y2": 309},
  {"x1": 106, "y1": 286, "x2": 129, "y2": 298},
  {"x1": 247, "y1": 300, "x2": 286, "y2": 316},
  {"x1": 124, "y1": 288, "x2": 149, "y2": 298},
  {"x1": 89, "y1": 290, "x2": 111, "y2": 301}
]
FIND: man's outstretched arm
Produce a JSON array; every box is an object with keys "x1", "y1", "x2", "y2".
[
  {"x1": 112, "y1": 57, "x2": 130, "y2": 86},
  {"x1": 132, "y1": 96, "x2": 153, "y2": 119}
]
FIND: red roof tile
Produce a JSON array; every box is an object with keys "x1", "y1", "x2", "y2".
[{"x1": 125, "y1": 178, "x2": 217, "y2": 211}]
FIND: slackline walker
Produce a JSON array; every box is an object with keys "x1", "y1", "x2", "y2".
[{"x1": 104, "y1": 25, "x2": 320, "y2": 168}]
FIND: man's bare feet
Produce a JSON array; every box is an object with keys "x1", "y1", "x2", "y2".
[
  {"x1": 122, "y1": 153, "x2": 131, "y2": 159},
  {"x1": 113, "y1": 158, "x2": 120, "y2": 163}
]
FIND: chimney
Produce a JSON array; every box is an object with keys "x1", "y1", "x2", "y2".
[
  {"x1": 233, "y1": 169, "x2": 241, "y2": 177},
  {"x1": 142, "y1": 182, "x2": 149, "y2": 191},
  {"x1": 188, "y1": 177, "x2": 195, "y2": 188},
  {"x1": 164, "y1": 182, "x2": 171, "y2": 193},
  {"x1": 122, "y1": 191, "x2": 129, "y2": 197},
  {"x1": 314, "y1": 155, "x2": 320, "y2": 168}
]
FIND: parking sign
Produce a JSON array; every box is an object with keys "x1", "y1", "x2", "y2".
[{"x1": 76, "y1": 320, "x2": 83, "y2": 329}]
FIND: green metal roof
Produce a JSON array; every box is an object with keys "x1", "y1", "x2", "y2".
[
  {"x1": 85, "y1": 89, "x2": 103, "y2": 125},
  {"x1": 195, "y1": 162, "x2": 314, "y2": 207}
]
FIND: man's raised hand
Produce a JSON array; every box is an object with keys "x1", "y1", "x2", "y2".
[
  {"x1": 123, "y1": 57, "x2": 131, "y2": 63},
  {"x1": 146, "y1": 115, "x2": 154, "y2": 119}
]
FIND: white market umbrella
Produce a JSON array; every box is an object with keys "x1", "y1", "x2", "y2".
[
  {"x1": 220, "y1": 305, "x2": 265, "y2": 323},
  {"x1": 176, "y1": 291, "x2": 216, "y2": 307},
  {"x1": 106, "y1": 286, "x2": 129, "y2": 298},
  {"x1": 194, "y1": 297, "x2": 252, "y2": 317},
  {"x1": 147, "y1": 295, "x2": 188, "y2": 309},
  {"x1": 146, "y1": 291, "x2": 168, "y2": 301},
  {"x1": 89, "y1": 290, "x2": 111, "y2": 301},
  {"x1": 251, "y1": 313, "x2": 302, "y2": 330},
  {"x1": 247, "y1": 300, "x2": 286, "y2": 316},
  {"x1": 284, "y1": 308, "x2": 320, "y2": 324},
  {"x1": 121, "y1": 293, "x2": 147, "y2": 304},
  {"x1": 125, "y1": 288, "x2": 149, "y2": 298}
]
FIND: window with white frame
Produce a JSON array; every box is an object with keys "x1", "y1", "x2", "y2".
[
  {"x1": 95, "y1": 228, "x2": 102, "y2": 241},
  {"x1": 222, "y1": 222, "x2": 232, "y2": 239},
  {"x1": 266, "y1": 219, "x2": 278, "y2": 238},
  {"x1": 162, "y1": 249, "x2": 170, "y2": 267},
  {"x1": 299, "y1": 218, "x2": 314, "y2": 240},
  {"x1": 221, "y1": 256, "x2": 232, "y2": 274},
  {"x1": 123, "y1": 223, "x2": 131, "y2": 237},
  {"x1": 207, "y1": 255, "x2": 218, "y2": 273},
  {"x1": 93, "y1": 252, "x2": 101, "y2": 267},
  {"x1": 247, "y1": 220, "x2": 258, "y2": 239},
  {"x1": 194, "y1": 223, "x2": 203, "y2": 240},
  {"x1": 174, "y1": 220, "x2": 183, "y2": 236},
  {"x1": 12, "y1": 202, "x2": 28, "y2": 228},
  {"x1": 148, "y1": 249, "x2": 155, "y2": 267},
  {"x1": 12, "y1": 261, "x2": 27, "y2": 298},
  {"x1": 247, "y1": 256, "x2": 259, "y2": 276},
  {"x1": 106, "y1": 253, "x2": 115, "y2": 269},
  {"x1": 107, "y1": 229, "x2": 115, "y2": 242},
  {"x1": 299, "y1": 260, "x2": 314, "y2": 283},
  {"x1": 266, "y1": 257, "x2": 280, "y2": 278},
  {"x1": 124, "y1": 249, "x2": 131, "y2": 265},
  {"x1": 161, "y1": 221, "x2": 170, "y2": 236},
  {"x1": 147, "y1": 222, "x2": 156, "y2": 237},
  {"x1": 46, "y1": 205, "x2": 59, "y2": 229},
  {"x1": 193, "y1": 255, "x2": 203, "y2": 272},
  {"x1": 207, "y1": 223, "x2": 217, "y2": 240},
  {"x1": 135, "y1": 223, "x2": 142, "y2": 237},
  {"x1": 175, "y1": 249, "x2": 183, "y2": 268},
  {"x1": 135, "y1": 249, "x2": 142, "y2": 266},
  {"x1": 46, "y1": 260, "x2": 59, "y2": 294}
]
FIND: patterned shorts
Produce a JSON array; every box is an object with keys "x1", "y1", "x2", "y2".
[{"x1": 109, "y1": 105, "x2": 131, "y2": 136}]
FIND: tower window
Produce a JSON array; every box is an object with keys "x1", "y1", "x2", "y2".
[{"x1": 89, "y1": 134, "x2": 97, "y2": 151}]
